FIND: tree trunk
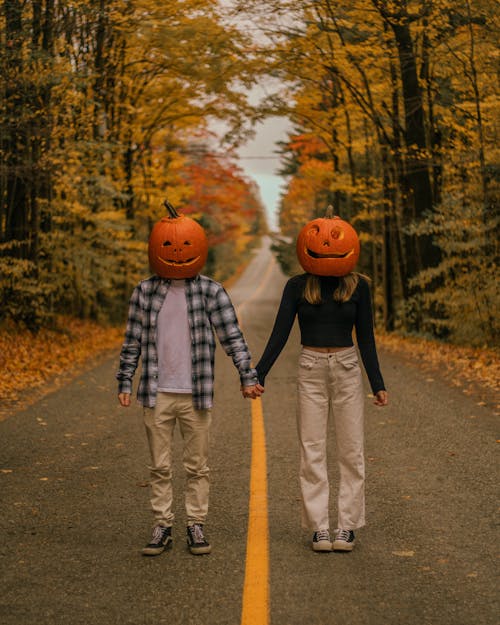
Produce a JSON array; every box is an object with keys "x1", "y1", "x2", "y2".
[
  {"x1": 421, "y1": 25, "x2": 443, "y2": 207},
  {"x1": 390, "y1": 20, "x2": 439, "y2": 274},
  {"x1": 2, "y1": 0, "x2": 28, "y2": 258},
  {"x1": 29, "y1": 0, "x2": 55, "y2": 262}
]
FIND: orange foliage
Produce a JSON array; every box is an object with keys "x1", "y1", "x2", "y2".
[
  {"x1": 0, "y1": 318, "x2": 123, "y2": 420},
  {"x1": 182, "y1": 152, "x2": 263, "y2": 246},
  {"x1": 288, "y1": 133, "x2": 329, "y2": 163},
  {"x1": 378, "y1": 333, "x2": 499, "y2": 412}
]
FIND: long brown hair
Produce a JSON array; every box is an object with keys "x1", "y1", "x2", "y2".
[{"x1": 303, "y1": 272, "x2": 369, "y2": 304}]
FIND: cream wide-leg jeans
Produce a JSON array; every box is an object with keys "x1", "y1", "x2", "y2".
[
  {"x1": 142, "y1": 392, "x2": 212, "y2": 527},
  {"x1": 296, "y1": 346, "x2": 365, "y2": 532}
]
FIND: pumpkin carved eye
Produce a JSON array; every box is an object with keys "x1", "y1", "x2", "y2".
[
  {"x1": 163, "y1": 240, "x2": 172, "y2": 246},
  {"x1": 331, "y1": 228, "x2": 344, "y2": 240},
  {"x1": 184, "y1": 241, "x2": 191, "y2": 245}
]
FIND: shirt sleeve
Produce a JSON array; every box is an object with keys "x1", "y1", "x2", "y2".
[
  {"x1": 255, "y1": 278, "x2": 298, "y2": 386},
  {"x1": 116, "y1": 284, "x2": 143, "y2": 395},
  {"x1": 355, "y1": 278, "x2": 386, "y2": 394},
  {"x1": 208, "y1": 285, "x2": 258, "y2": 388}
]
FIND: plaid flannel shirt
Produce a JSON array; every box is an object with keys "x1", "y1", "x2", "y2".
[{"x1": 116, "y1": 274, "x2": 258, "y2": 409}]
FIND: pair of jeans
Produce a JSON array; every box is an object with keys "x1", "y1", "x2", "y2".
[
  {"x1": 143, "y1": 392, "x2": 212, "y2": 526},
  {"x1": 296, "y1": 346, "x2": 365, "y2": 531}
]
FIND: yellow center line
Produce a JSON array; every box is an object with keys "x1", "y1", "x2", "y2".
[
  {"x1": 235, "y1": 254, "x2": 275, "y2": 625},
  {"x1": 241, "y1": 396, "x2": 269, "y2": 625}
]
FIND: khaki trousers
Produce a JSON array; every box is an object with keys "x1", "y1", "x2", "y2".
[
  {"x1": 143, "y1": 392, "x2": 211, "y2": 527},
  {"x1": 297, "y1": 346, "x2": 365, "y2": 531}
]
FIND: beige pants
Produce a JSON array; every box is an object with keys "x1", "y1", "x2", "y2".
[
  {"x1": 143, "y1": 392, "x2": 211, "y2": 527},
  {"x1": 297, "y1": 346, "x2": 365, "y2": 531}
]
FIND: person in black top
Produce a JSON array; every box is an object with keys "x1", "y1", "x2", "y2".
[{"x1": 252, "y1": 212, "x2": 388, "y2": 552}]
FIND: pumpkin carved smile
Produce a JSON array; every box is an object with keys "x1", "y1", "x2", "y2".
[
  {"x1": 306, "y1": 248, "x2": 354, "y2": 260},
  {"x1": 157, "y1": 255, "x2": 201, "y2": 267}
]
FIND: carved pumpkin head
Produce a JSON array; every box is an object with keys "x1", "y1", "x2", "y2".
[
  {"x1": 148, "y1": 201, "x2": 208, "y2": 279},
  {"x1": 296, "y1": 207, "x2": 360, "y2": 277}
]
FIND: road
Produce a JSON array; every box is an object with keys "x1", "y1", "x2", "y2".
[{"x1": 0, "y1": 238, "x2": 498, "y2": 625}]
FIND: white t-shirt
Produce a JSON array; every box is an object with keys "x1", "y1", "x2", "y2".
[{"x1": 156, "y1": 280, "x2": 192, "y2": 393}]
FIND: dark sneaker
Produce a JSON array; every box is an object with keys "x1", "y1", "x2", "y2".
[
  {"x1": 333, "y1": 529, "x2": 355, "y2": 551},
  {"x1": 186, "y1": 523, "x2": 211, "y2": 555},
  {"x1": 141, "y1": 525, "x2": 172, "y2": 556},
  {"x1": 312, "y1": 529, "x2": 332, "y2": 552}
]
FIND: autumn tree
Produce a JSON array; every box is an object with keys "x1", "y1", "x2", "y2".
[{"x1": 0, "y1": 0, "x2": 266, "y2": 329}]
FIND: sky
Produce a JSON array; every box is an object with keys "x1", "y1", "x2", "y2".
[
  {"x1": 216, "y1": 2, "x2": 292, "y2": 232},
  {"x1": 236, "y1": 114, "x2": 291, "y2": 231}
]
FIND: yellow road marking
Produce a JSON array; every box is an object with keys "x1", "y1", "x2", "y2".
[
  {"x1": 241, "y1": 396, "x2": 269, "y2": 625},
  {"x1": 236, "y1": 251, "x2": 275, "y2": 625}
]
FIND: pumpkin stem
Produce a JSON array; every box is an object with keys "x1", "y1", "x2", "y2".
[
  {"x1": 163, "y1": 199, "x2": 179, "y2": 219},
  {"x1": 325, "y1": 205, "x2": 335, "y2": 219}
]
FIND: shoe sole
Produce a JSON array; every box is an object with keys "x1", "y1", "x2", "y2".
[
  {"x1": 312, "y1": 541, "x2": 332, "y2": 552},
  {"x1": 332, "y1": 541, "x2": 355, "y2": 552},
  {"x1": 141, "y1": 538, "x2": 173, "y2": 556},
  {"x1": 188, "y1": 544, "x2": 212, "y2": 555}
]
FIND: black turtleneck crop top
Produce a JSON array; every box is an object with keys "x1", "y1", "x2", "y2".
[{"x1": 255, "y1": 274, "x2": 385, "y2": 394}]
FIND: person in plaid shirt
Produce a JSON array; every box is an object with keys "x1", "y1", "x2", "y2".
[{"x1": 117, "y1": 207, "x2": 261, "y2": 556}]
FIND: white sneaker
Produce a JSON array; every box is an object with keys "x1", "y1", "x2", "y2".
[
  {"x1": 312, "y1": 529, "x2": 332, "y2": 552},
  {"x1": 333, "y1": 529, "x2": 355, "y2": 551}
]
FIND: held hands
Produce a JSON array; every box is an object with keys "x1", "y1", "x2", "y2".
[
  {"x1": 241, "y1": 383, "x2": 265, "y2": 400},
  {"x1": 373, "y1": 390, "x2": 388, "y2": 406}
]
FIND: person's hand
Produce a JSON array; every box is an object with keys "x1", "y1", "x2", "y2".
[
  {"x1": 118, "y1": 392, "x2": 131, "y2": 407},
  {"x1": 241, "y1": 384, "x2": 265, "y2": 399},
  {"x1": 373, "y1": 390, "x2": 388, "y2": 406}
]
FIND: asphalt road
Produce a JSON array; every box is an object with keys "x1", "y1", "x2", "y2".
[{"x1": 1, "y1": 239, "x2": 498, "y2": 625}]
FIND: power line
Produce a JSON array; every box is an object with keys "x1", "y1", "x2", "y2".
[{"x1": 238, "y1": 155, "x2": 282, "y2": 159}]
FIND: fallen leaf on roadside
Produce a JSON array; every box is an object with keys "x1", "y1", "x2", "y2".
[
  {"x1": 1, "y1": 469, "x2": 13, "y2": 474},
  {"x1": 392, "y1": 550, "x2": 415, "y2": 557},
  {"x1": 0, "y1": 316, "x2": 123, "y2": 418}
]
